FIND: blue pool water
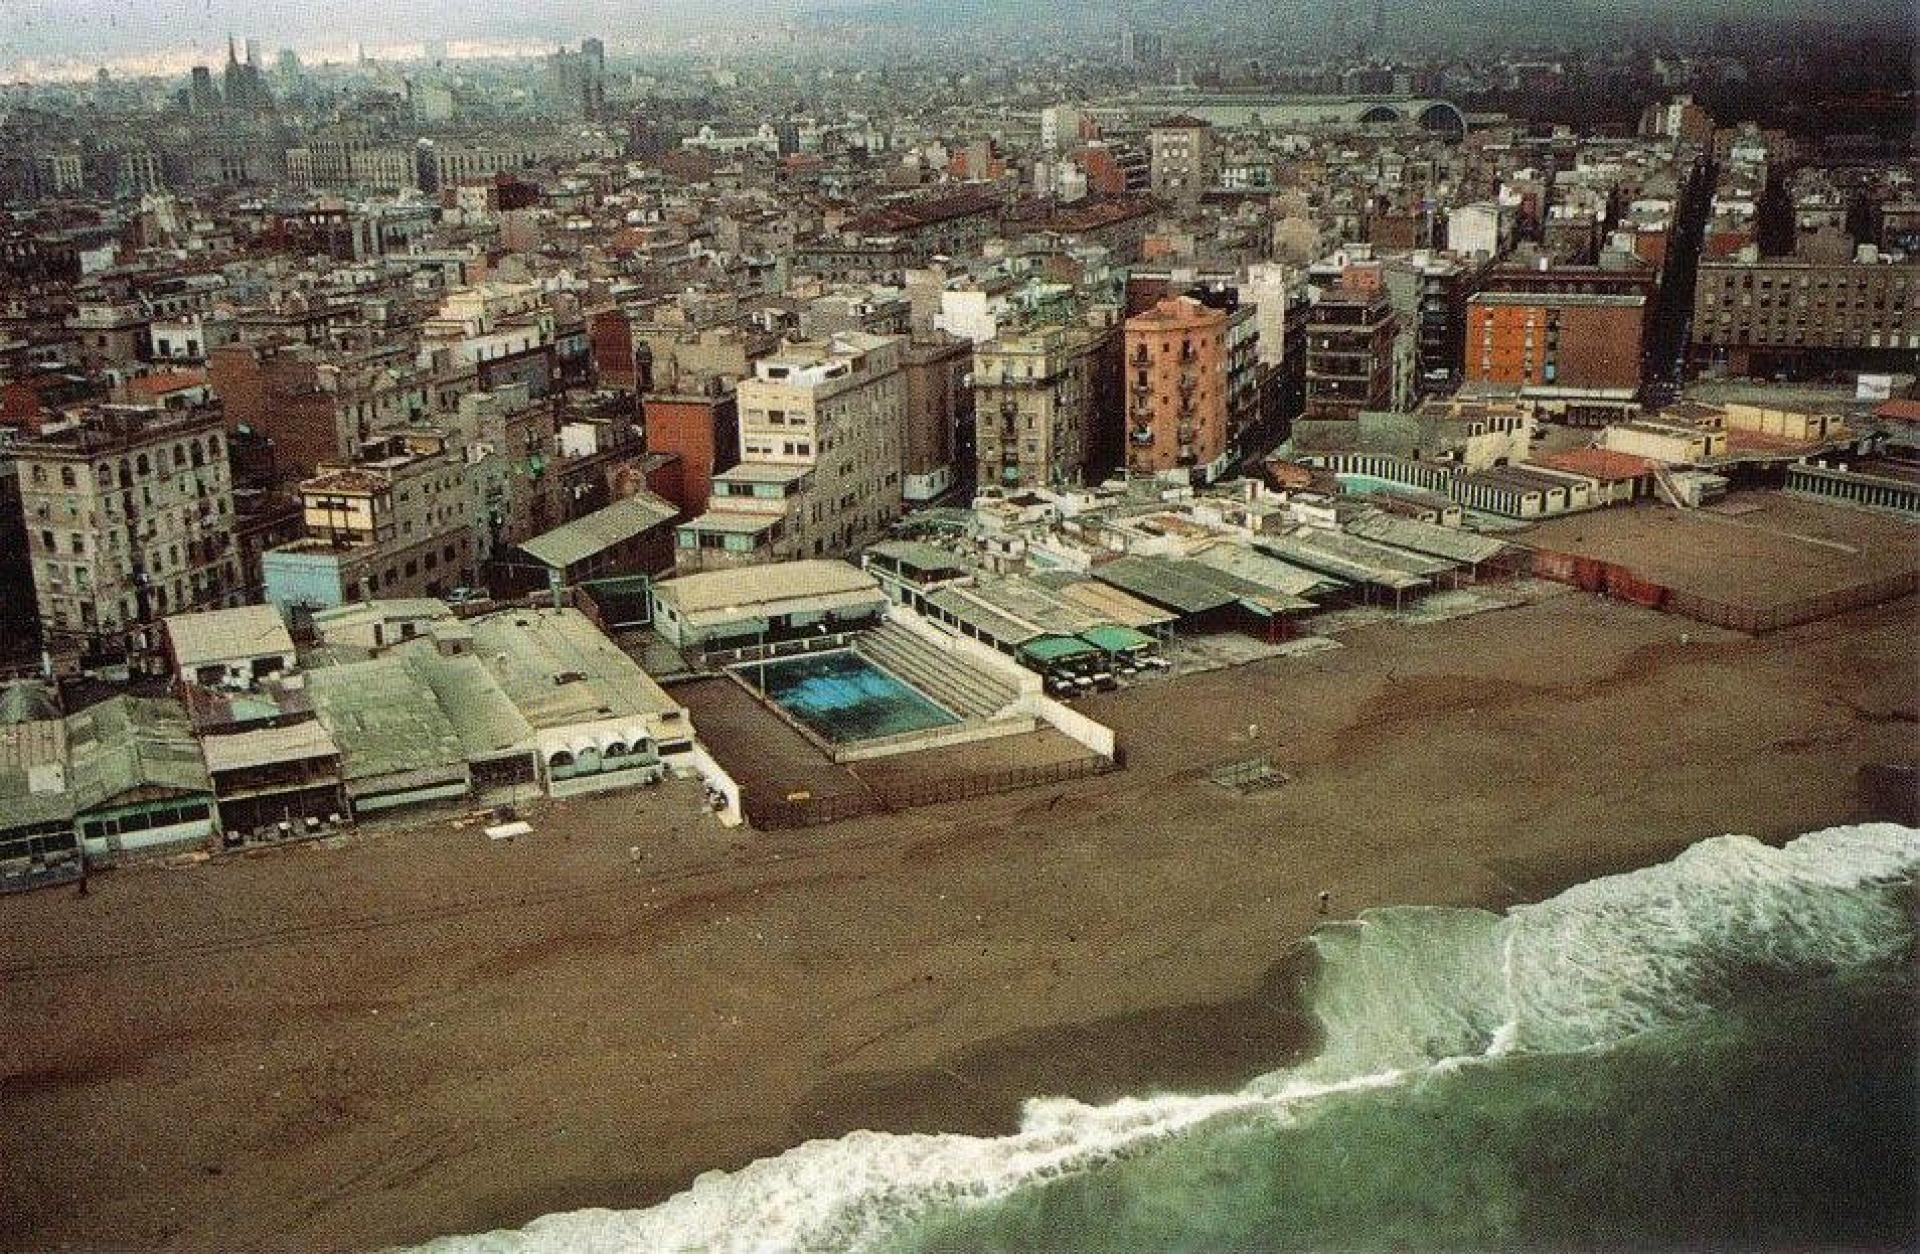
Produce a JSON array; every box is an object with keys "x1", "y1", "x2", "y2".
[
  {"x1": 1338, "y1": 472, "x2": 1427, "y2": 496},
  {"x1": 750, "y1": 651, "x2": 958, "y2": 743}
]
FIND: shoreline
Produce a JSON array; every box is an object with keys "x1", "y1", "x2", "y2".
[
  {"x1": 2, "y1": 594, "x2": 1914, "y2": 1252},
  {"x1": 478, "y1": 826, "x2": 1719, "y2": 1234}
]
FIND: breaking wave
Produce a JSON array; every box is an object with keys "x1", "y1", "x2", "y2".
[{"x1": 414, "y1": 823, "x2": 1919, "y2": 1253}]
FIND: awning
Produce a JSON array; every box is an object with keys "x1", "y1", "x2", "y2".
[
  {"x1": 1020, "y1": 634, "x2": 1099, "y2": 666},
  {"x1": 1079, "y1": 624, "x2": 1155, "y2": 653}
]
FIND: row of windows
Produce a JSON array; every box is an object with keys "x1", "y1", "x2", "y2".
[
  {"x1": 81, "y1": 802, "x2": 210, "y2": 840},
  {"x1": 25, "y1": 435, "x2": 223, "y2": 490}
]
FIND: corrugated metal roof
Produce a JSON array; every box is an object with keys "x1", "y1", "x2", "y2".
[
  {"x1": 520, "y1": 491, "x2": 678, "y2": 570},
  {"x1": 654, "y1": 560, "x2": 883, "y2": 617},
  {"x1": 1342, "y1": 513, "x2": 1509, "y2": 565},
  {"x1": 1255, "y1": 528, "x2": 1444, "y2": 590},
  {"x1": 1092, "y1": 555, "x2": 1239, "y2": 615},
  {"x1": 306, "y1": 656, "x2": 468, "y2": 784},
  {"x1": 925, "y1": 586, "x2": 1044, "y2": 647},
  {"x1": 1093, "y1": 554, "x2": 1315, "y2": 616},
  {"x1": 468, "y1": 607, "x2": 681, "y2": 727},
  {"x1": 64, "y1": 696, "x2": 212, "y2": 808},
  {"x1": 201, "y1": 719, "x2": 339, "y2": 774},
  {"x1": 1048, "y1": 579, "x2": 1179, "y2": 630},
  {"x1": 164, "y1": 604, "x2": 295, "y2": 669},
  {"x1": 1191, "y1": 541, "x2": 1345, "y2": 599}
]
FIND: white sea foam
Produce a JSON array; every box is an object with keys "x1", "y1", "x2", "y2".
[{"x1": 411, "y1": 824, "x2": 1919, "y2": 1254}]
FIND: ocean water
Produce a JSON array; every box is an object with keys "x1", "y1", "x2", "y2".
[{"x1": 418, "y1": 824, "x2": 1919, "y2": 1253}]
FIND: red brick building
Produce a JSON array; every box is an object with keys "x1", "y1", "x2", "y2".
[
  {"x1": 640, "y1": 389, "x2": 738, "y2": 516},
  {"x1": 1464, "y1": 292, "x2": 1646, "y2": 395}
]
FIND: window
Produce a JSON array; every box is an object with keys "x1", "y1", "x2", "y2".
[{"x1": 60, "y1": 466, "x2": 75, "y2": 488}]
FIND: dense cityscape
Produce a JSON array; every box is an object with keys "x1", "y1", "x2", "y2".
[{"x1": 1, "y1": 2, "x2": 1916, "y2": 1250}]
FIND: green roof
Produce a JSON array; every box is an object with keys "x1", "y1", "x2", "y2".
[
  {"x1": 1020, "y1": 634, "x2": 1099, "y2": 664},
  {"x1": 520, "y1": 492, "x2": 677, "y2": 570},
  {"x1": 865, "y1": 540, "x2": 970, "y2": 577},
  {"x1": 1080, "y1": 624, "x2": 1155, "y2": 653}
]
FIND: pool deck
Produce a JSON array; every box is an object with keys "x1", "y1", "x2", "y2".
[{"x1": 677, "y1": 675, "x2": 872, "y2": 807}]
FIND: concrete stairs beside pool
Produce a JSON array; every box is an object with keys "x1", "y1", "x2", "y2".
[{"x1": 855, "y1": 623, "x2": 1019, "y2": 720}]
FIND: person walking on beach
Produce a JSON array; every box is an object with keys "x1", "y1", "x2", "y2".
[{"x1": 1317, "y1": 890, "x2": 1331, "y2": 915}]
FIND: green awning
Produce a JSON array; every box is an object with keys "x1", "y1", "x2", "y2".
[
  {"x1": 1020, "y1": 634, "x2": 1098, "y2": 665},
  {"x1": 1079, "y1": 624, "x2": 1155, "y2": 653}
]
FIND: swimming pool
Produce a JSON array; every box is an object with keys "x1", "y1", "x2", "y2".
[
  {"x1": 748, "y1": 651, "x2": 959, "y2": 744},
  {"x1": 1338, "y1": 472, "x2": 1429, "y2": 496}
]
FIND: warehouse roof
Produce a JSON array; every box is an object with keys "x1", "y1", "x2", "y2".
[
  {"x1": 1043, "y1": 577, "x2": 1179, "y2": 630},
  {"x1": 306, "y1": 657, "x2": 467, "y2": 784},
  {"x1": 654, "y1": 560, "x2": 884, "y2": 621},
  {"x1": 200, "y1": 717, "x2": 339, "y2": 774},
  {"x1": 401, "y1": 647, "x2": 536, "y2": 759},
  {"x1": 925, "y1": 585, "x2": 1044, "y2": 648},
  {"x1": 468, "y1": 608, "x2": 681, "y2": 727},
  {"x1": 1342, "y1": 513, "x2": 1509, "y2": 566},
  {"x1": 164, "y1": 604, "x2": 295, "y2": 670},
  {"x1": 1092, "y1": 554, "x2": 1315, "y2": 617},
  {"x1": 1255, "y1": 528, "x2": 1445, "y2": 591},
  {"x1": 520, "y1": 491, "x2": 678, "y2": 571},
  {"x1": 1191, "y1": 541, "x2": 1345, "y2": 600},
  {"x1": 63, "y1": 696, "x2": 211, "y2": 809}
]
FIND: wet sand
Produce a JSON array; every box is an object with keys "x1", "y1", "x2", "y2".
[{"x1": 2, "y1": 592, "x2": 1915, "y2": 1252}]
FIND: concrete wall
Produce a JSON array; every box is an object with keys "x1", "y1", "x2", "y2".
[
  {"x1": 1016, "y1": 692, "x2": 1118, "y2": 759},
  {"x1": 683, "y1": 742, "x2": 743, "y2": 827}
]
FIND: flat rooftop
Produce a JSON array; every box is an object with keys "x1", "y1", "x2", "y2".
[{"x1": 467, "y1": 608, "x2": 681, "y2": 729}]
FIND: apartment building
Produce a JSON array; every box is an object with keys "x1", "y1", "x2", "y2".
[
  {"x1": 14, "y1": 404, "x2": 241, "y2": 663},
  {"x1": 1690, "y1": 259, "x2": 1919, "y2": 378},
  {"x1": 1304, "y1": 286, "x2": 1398, "y2": 420},
  {"x1": 1148, "y1": 116, "x2": 1216, "y2": 205},
  {"x1": 974, "y1": 324, "x2": 1114, "y2": 490},
  {"x1": 261, "y1": 430, "x2": 475, "y2": 614},
  {"x1": 1465, "y1": 291, "x2": 1646, "y2": 398},
  {"x1": 207, "y1": 341, "x2": 430, "y2": 484},
  {"x1": 902, "y1": 332, "x2": 972, "y2": 502},
  {"x1": 674, "y1": 333, "x2": 906, "y2": 569},
  {"x1": 1124, "y1": 295, "x2": 1232, "y2": 484}
]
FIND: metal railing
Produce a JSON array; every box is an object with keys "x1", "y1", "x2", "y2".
[{"x1": 744, "y1": 754, "x2": 1119, "y2": 831}]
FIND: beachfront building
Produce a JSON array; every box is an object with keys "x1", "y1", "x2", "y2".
[
  {"x1": 649, "y1": 560, "x2": 890, "y2": 655},
  {"x1": 162, "y1": 604, "x2": 298, "y2": 691},
  {"x1": 0, "y1": 696, "x2": 219, "y2": 878},
  {"x1": 465, "y1": 607, "x2": 696, "y2": 798}
]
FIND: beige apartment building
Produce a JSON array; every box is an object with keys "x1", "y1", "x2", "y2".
[
  {"x1": 14, "y1": 404, "x2": 241, "y2": 663},
  {"x1": 675, "y1": 333, "x2": 907, "y2": 570},
  {"x1": 261, "y1": 430, "x2": 476, "y2": 614},
  {"x1": 973, "y1": 324, "x2": 1115, "y2": 490}
]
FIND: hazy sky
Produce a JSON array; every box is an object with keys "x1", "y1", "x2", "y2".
[
  {"x1": 2, "y1": 0, "x2": 1909, "y2": 78},
  {"x1": 0, "y1": 0, "x2": 707, "y2": 74}
]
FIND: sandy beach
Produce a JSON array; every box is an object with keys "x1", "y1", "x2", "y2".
[{"x1": 3, "y1": 591, "x2": 1915, "y2": 1252}]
